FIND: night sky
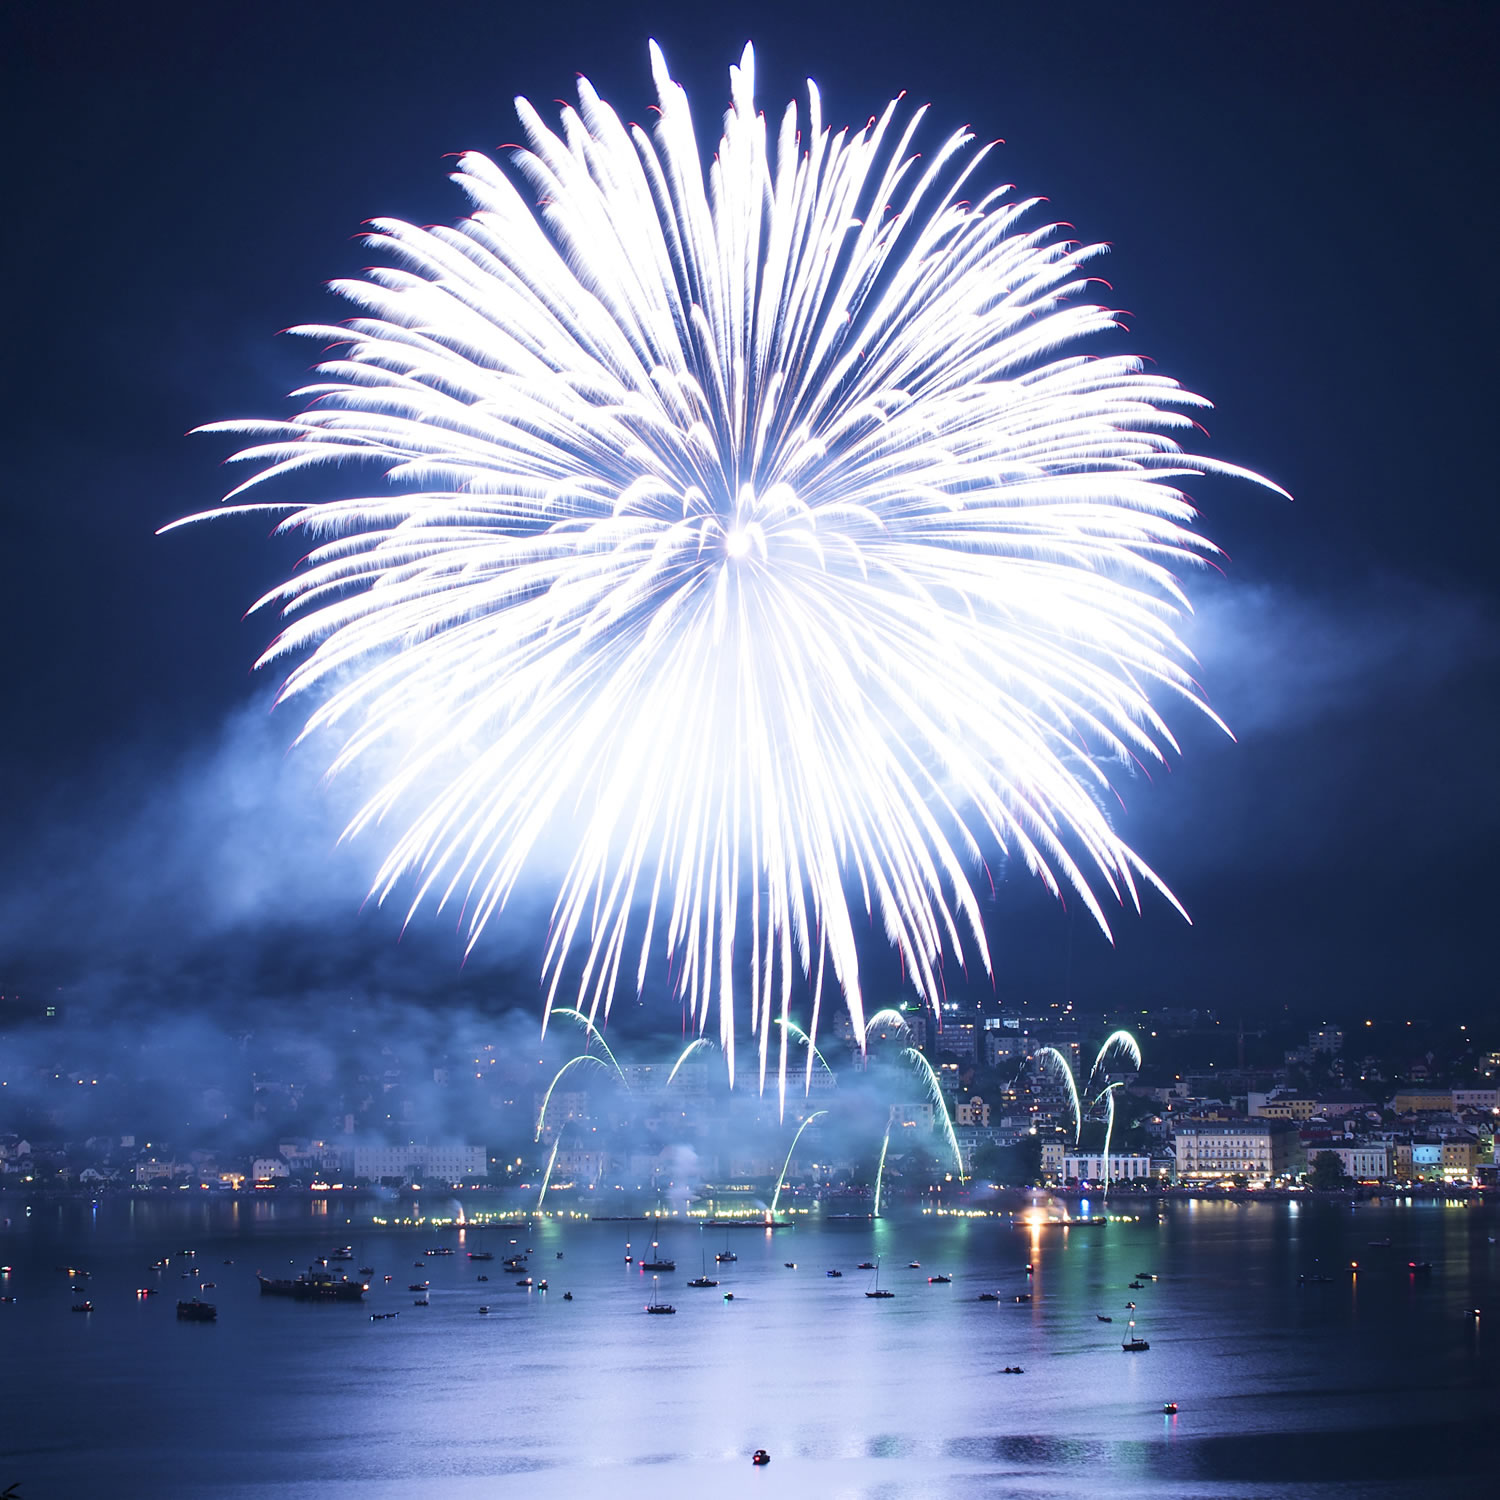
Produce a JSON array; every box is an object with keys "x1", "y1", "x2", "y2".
[{"x1": 4, "y1": 1, "x2": 1496, "y2": 1024}]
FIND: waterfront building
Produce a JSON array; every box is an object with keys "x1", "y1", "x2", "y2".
[
  {"x1": 1392, "y1": 1089, "x2": 1454, "y2": 1114},
  {"x1": 1173, "y1": 1120, "x2": 1299, "y2": 1184},
  {"x1": 1061, "y1": 1153, "x2": 1156, "y2": 1184}
]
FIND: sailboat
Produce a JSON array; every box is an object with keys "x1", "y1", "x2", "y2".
[
  {"x1": 645, "y1": 1274, "x2": 676, "y2": 1314},
  {"x1": 688, "y1": 1249, "x2": 719, "y2": 1288},
  {"x1": 641, "y1": 1232, "x2": 675, "y2": 1272},
  {"x1": 715, "y1": 1228, "x2": 737, "y2": 1264},
  {"x1": 865, "y1": 1259, "x2": 895, "y2": 1299},
  {"x1": 1121, "y1": 1316, "x2": 1149, "y2": 1351}
]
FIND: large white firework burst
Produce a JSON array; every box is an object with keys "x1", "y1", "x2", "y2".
[{"x1": 169, "y1": 43, "x2": 1282, "y2": 1098}]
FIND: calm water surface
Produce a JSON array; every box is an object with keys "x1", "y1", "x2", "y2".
[{"x1": 1, "y1": 1196, "x2": 1495, "y2": 1498}]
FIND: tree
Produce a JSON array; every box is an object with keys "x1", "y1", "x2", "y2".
[{"x1": 1308, "y1": 1150, "x2": 1350, "y2": 1191}]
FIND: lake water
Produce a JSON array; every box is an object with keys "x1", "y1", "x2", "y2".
[{"x1": 1, "y1": 1196, "x2": 1495, "y2": 1498}]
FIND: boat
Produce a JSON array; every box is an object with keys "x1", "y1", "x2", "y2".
[
  {"x1": 752, "y1": 1450, "x2": 771, "y2": 1466},
  {"x1": 865, "y1": 1260, "x2": 895, "y2": 1299},
  {"x1": 563, "y1": 1292, "x2": 573, "y2": 1301},
  {"x1": 1407, "y1": 1261, "x2": 1433, "y2": 1275},
  {"x1": 978, "y1": 1292, "x2": 1001, "y2": 1302},
  {"x1": 329, "y1": 1247, "x2": 354, "y2": 1261},
  {"x1": 1129, "y1": 1281, "x2": 1144, "y2": 1289},
  {"x1": 1121, "y1": 1317, "x2": 1149, "y2": 1352},
  {"x1": 556, "y1": 1252, "x2": 564, "y2": 1259},
  {"x1": 641, "y1": 1236, "x2": 675, "y2": 1272},
  {"x1": 688, "y1": 1275, "x2": 718, "y2": 1287},
  {"x1": 258, "y1": 1268, "x2": 369, "y2": 1302},
  {"x1": 1001, "y1": 1366, "x2": 1024, "y2": 1375},
  {"x1": 516, "y1": 1277, "x2": 533, "y2": 1287},
  {"x1": 723, "y1": 1293, "x2": 735, "y2": 1301},
  {"x1": 1125, "y1": 1301, "x2": 1136, "y2": 1309},
  {"x1": 413, "y1": 1296, "x2": 429, "y2": 1306},
  {"x1": 784, "y1": 1262, "x2": 797, "y2": 1269},
  {"x1": 927, "y1": 1274, "x2": 952, "y2": 1285},
  {"x1": 1014, "y1": 1293, "x2": 1031, "y2": 1303},
  {"x1": 826, "y1": 1269, "x2": 843, "y2": 1278},
  {"x1": 425, "y1": 1248, "x2": 454, "y2": 1257},
  {"x1": 477, "y1": 1275, "x2": 489, "y2": 1282},
  {"x1": 1367, "y1": 1238, "x2": 1391, "y2": 1248},
  {"x1": 858, "y1": 1262, "x2": 876, "y2": 1271},
  {"x1": 413, "y1": 1261, "x2": 426, "y2": 1268},
  {"x1": 645, "y1": 1275, "x2": 676, "y2": 1315},
  {"x1": 538, "y1": 1280, "x2": 549, "y2": 1291},
  {"x1": 1162, "y1": 1402, "x2": 1178, "y2": 1414},
  {"x1": 715, "y1": 1229, "x2": 738, "y2": 1264},
  {"x1": 369, "y1": 1312, "x2": 398, "y2": 1320},
  {"x1": 71, "y1": 1301, "x2": 93, "y2": 1313},
  {"x1": 478, "y1": 1305, "x2": 490, "y2": 1315},
  {"x1": 358, "y1": 1267, "x2": 374, "y2": 1277},
  {"x1": 202, "y1": 1282, "x2": 216, "y2": 1289},
  {"x1": 1096, "y1": 1315, "x2": 1113, "y2": 1323},
  {"x1": 408, "y1": 1282, "x2": 429, "y2": 1292},
  {"x1": 176, "y1": 1299, "x2": 216, "y2": 1322},
  {"x1": 907, "y1": 1261, "x2": 921, "y2": 1269},
  {"x1": 467, "y1": 1252, "x2": 494, "y2": 1262},
  {"x1": 1299, "y1": 1272, "x2": 1333, "y2": 1284}
]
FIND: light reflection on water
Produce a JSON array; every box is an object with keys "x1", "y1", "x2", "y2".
[{"x1": 0, "y1": 1198, "x2": 1494, "y2": 1498}]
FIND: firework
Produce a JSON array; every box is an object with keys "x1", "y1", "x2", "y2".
[
  {"x1": 770, "y1": 1110, "x2": 827, "y2": 1216},
  {"x1": 170, "y1": 44, "x2": 1280, "y2": 1087}
]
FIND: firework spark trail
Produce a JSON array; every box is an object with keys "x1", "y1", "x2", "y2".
[
  {"x1": 771, "y1": 1110, "x2": 827, "y2": 1216},
  {"x1": 666, "y1": 1035, "x2": 716, "y2": 1088},
  {"x1": 537, "y1": 1130, "x2": 565, "y2": 1210},
  {"x1": 874, "y1": 1117, "x2": 893, "y2": 1217},
  {"x1": 549, "y1": 1006, "x2": 628, "y2": 1082},
  {"x1": 169, "y1": 45, "x2": 1281, "y2": 1087},
  {"x1": 773, "y1": 1016, "x2": 833, "y2": 1108},
  {"x1": 900, "y1": 1046, "x2": 965, "y2": 1179},
  {"x1": 1035, "y1": 1045, "x2": 1084, "y2": 1143},
  {"x1": 534, "y1": 1053, "x2": 611, "y2": 1141},
  {"x1": 862, "y1": 1009, "x2": 911, "y2": 1044}
]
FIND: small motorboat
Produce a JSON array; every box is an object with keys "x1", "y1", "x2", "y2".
[
  {"x1": 1096, "y1": 1315, "x2": 1113, "y2": 1323},
  {"x1": 516, "y1": 1277, "x2": 533, "y2": 1287},
  {"x1": 1125, "y1": 1301, "x2": 1136, "y2": 1309},
  {"x1": 826, "y1": 1269, "x2": 843, "y2": 1278},
  {"x1": 907, "y1": 1261, "x2": 921, "y2": 1269},
  {"x1": 383, "y1": 1275, "x2": 393, "y2": 1283},
  {"x1": 978, "y1": 1292, "x2": 1001, "y2": 1302},
  {"x1": 716, "y1": 1252, "x2": 738, "y2": 1263},
  {"x1": 927, "y1": 1274, "x2": 952, "y2": 1285},
  {"x1": 477, "y1": 1274, "x2": 489, "y2": 1282},
  {"x1": 358, "y1": 1267, "x2": 375, "y2": 1276},
  {"x1": 413, "y1": 1296, "x2": 429, "y2": 1306},
  {"x1": 537, "y1": 1280, "x2": 548, "y2": 1291},
  {"x1": 645, "y1": 1302, "x2": 677, "y2": 1315},
  {"x1": 1407, "y1": 1261, "x2": 1433, "y2": 1275},
  {"x1": 176, "y1": 1299, "x2": 216, "y2": 1322},
  {"x1": 1014, "y1": 1293, "x2": 1031, "y2": 1303},
  {"x1": 222, "y1": 1260, "x2": 235, "y2": 1266},
  {"x1": 1129, "y1": 1281, "x2": 1144, "y2": 1289},
  {"x1": 1024, "y1": 1264, "x2": 1033, "y2": 1275},
  {"x1": 478, "y1": 1306, "x2": 491, "y2": 1315},
  {"x1": 1299, "y1": 1273, "x2": 1333, "y2": 1284},
  {"x1": 1001, "y1": 1366, "x2": 1024, "y2": 1375},
  {"x1": 71, "y1": 1301, "x2": 93, "y2": 1313},
  {"x1": 556, "y1": 1252, "x2": 564, "y2": 1259},
  {"x1": 751, "y1": 1449, "x2": 771, "y2": 1466},
  {"x1": 468, "y1": 1252, "x2": 494, "y2": 1262},
  {"x1": 408, "y1": 1282, "x2": 429, "y2": 1292},
  {"x1": 722, "y1": 1292, "x2": 735, "y2": 1301},
  {"x1": 202, "y1": 1282, "x2": 216, "y2": 1290},
  {"x1": 857, "y1": 1262, "x2": 876, "y2": 1270},
  {"x1": 1162, "y1": 1402, "x2": 1178, "y2": 1414},
  {"x1": 413, "y1": 1261, "x2": 427, "y2": 1268},
  {"x1": 784, "y1": 1262, "x2": 797, "y2": 1269},
  {"x1": 562, "y1": 1292, "x2": 573, "y2": 1301}
]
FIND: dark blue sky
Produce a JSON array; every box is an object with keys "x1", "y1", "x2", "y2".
[{"x1": 4, "y1": 0, "x2": 1496, "y2": 1024}]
